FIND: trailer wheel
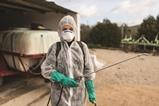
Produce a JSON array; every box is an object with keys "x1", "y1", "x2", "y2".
[{"x1": 0, "y1": 77, "x2": 3, "y2": 86}]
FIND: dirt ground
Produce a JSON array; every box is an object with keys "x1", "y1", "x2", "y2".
[
  {"x1": 0, "y1": 49, "x2": 159, "y2": 106},
  {"x1": 89, "y1": 49, "x2": 159, "y2": 106}
]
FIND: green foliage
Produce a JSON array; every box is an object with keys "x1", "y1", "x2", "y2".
[
  {"x1": 80, "y1": 15, "x2": 159, "y2": 49},
  {"x1": 138, "y1": 15, "x2": 158, "y2": 41},
  {"x1": 87, "y1": 43, "x2": 102, "y2": 48},
  {"x1": 156, "y1": 15, "x2": 159, "y2": 32},
  {"x1": 89, "y1": 19, "x2": 121, "y2": 48},
  {"x1": 80, "y1": 24, "x2": 91, "y2": 42}
]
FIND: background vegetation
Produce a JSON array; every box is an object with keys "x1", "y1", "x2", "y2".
[{"x1": 81, "y1": 15, "x2": 159, "y2": 48}]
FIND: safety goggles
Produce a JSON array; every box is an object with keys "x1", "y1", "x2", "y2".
[{"x1": 62, "y1": 25, "x2": 73, "y2": 31}]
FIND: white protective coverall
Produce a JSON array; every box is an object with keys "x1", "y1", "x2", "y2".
[{"x1": 41, "y1": 15, "x2": 95, "y2": 106}]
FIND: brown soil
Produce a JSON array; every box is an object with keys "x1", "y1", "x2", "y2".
[
  {"x1": 1, "y1": 49, "x2": 159, "y2": 106},
  {"x1": 87, "y1": 49, "x2": 159, "y2": 106}
]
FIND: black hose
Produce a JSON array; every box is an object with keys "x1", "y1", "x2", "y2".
[
  {"x1": 47, "y1": 86, "x2": 64, "y2": 106},
  {"x1": 47, "y1": 95, "x2": 51, "y2": 106},
  {"x1": 56, "y1": 87, "x2": 64, "y2": 106},
  {"x1": 47, "y1": 53, "x2": 148, "y2": 106},
  {"x1": 28, "y1": 55, "x2": 46, "y2": 75}
]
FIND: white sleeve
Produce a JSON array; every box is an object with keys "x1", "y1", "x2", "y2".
[
  {"x1": 41, "y1": 43, "x2": 57, "y2": 79},
  {"x1": 82, "y1": 42, "x2": 96, "y2": 80}
]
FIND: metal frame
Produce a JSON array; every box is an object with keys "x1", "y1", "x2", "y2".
[
  {"x1": 121, "y1": 32, "x2": 159, "y2": 54},
  {"x1": 121, "y1": 34, "x2": 159, "y2": 47}
]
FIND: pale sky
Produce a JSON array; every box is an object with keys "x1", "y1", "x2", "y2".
[{"x1": 48, "y1": 0, "x2": 159, "y2": 26}]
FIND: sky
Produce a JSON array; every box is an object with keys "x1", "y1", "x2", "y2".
[{"x1": 47, "y1": 0, "x2": 159, "y2": 26}]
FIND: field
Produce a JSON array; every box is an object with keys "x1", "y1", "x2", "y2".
[
  {"x1": 88, "y1": 49, "x2": 159, "y2": 106},
  {"x1": 0, "y1": 49, "x2": 159, "y2": 106}
]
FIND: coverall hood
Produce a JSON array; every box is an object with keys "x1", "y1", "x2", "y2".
[
  {"x1": 41, "y1": 15, "x2": 95, "y2": 106},
  {"x1": 58, "y1": 15, "x2": 77, "y2": 41}
]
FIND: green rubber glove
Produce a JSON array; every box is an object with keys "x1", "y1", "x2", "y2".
[
  {"x1": 50, "y1": 71, "x2": 78, "y2": 87},
  {"x1": 85, "y1": 80, "x2": 96, "y2": 104}
]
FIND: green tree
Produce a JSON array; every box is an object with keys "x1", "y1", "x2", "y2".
[
  {"x1": 80, "y1": 24, "x2": 91, "y2": 42},
  {"x1": 121, "y1": 24, "x2": 127, "y2": 38},
  {"x1": 138, "y1": 15, "x2": 158, "y2": 41},
  {"x1": 156, "y1": 15, "x2": 159, "y2": 33},
  {"x1": 89, "y1": 19, "x2": 121, "y2": 47}
]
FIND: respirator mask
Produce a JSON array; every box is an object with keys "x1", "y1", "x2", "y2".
[{"x1": 61, "y1": 28, "x2": 75, "y2": 42}]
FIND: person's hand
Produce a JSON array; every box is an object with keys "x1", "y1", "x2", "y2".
[
  {"x1": 61, "y1": 76, "x2": 78, "y2": 87},
  {"x1": 50, "y1": 71, "x2": 78, "y2": 87},
  {"x1": 85, "y1": 80, "x2": 96, "y2": 104},
  {"x1": 89, "y1": 94, "x2": 96, "y2": 104}
]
